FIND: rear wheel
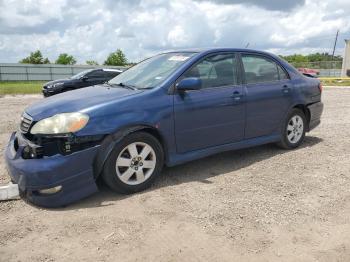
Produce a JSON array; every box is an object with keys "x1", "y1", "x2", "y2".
[
  {"x1": 278, "y1": 108, "x2": 306, "y2": 149},
  {"x1": 102, "y1": 132, "x2": 164, "y2": 194}
]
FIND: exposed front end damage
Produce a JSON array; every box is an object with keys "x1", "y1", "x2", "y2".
[{"x1": 4, "y1": 131, "x2": 105, "y2": 207}]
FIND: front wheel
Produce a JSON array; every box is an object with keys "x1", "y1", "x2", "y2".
[
  {"x1": 102, "y1": 132, "x2": 164, "y2": 194},
  {"x1": 277, "y1": 108, "x2": 306, "y2": 149}
]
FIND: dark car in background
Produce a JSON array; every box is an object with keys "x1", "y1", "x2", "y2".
[{"x1": 42, "y1": 68, "x2": 123, "y2": 97}]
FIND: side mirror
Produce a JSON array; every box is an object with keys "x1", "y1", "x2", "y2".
[
  {"x1": 81, "y1": 76, "x2": 89, "y2": 81},
  {"x1": 176, "y1": 77, "x2": 202, "y2": 91}
]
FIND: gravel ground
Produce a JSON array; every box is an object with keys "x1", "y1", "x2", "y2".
[{"x1": 0, "y1": 88, "x2": 350, "y2": 262}]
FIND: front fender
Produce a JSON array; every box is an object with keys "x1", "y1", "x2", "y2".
[
  {"x1": 92, "y1": 125, "x2": 160, "y2": 179},
  {"x1": 78, "y1": 89, "x2": 175, "y2": 175}
]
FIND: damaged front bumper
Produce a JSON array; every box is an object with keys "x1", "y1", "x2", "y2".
[{"x1": 4, "y1": 132, "x2": 101, "y2": 207}]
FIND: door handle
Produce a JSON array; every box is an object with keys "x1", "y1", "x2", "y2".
[
  {"x1": 231, "y1": 91, "x2": 242, "y2": 101},
  {"x1": 282, "y1": 85, "x2": 291, "y2": 94}
]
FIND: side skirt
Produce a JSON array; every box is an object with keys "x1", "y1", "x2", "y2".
[{"x1": 166, "y1": 134, "x2": 281, "y2": 167}]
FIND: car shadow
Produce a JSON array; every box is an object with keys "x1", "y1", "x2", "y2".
[{"x1": 56, "y1": 135, "x2": 323, "y2": 210}]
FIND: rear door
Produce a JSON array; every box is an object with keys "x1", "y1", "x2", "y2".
[
  {"x1": 240, "y1": 53, "x2": 293, "y2": 139},
  {"x1": 174, "y1": 53, "x2": 246, "y2": 153}
]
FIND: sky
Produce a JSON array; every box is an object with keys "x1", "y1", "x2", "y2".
[{"x1": 0, "y1": 0, "x2": 349, "y2": 64}]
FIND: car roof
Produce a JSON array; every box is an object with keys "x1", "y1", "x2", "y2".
[
  {"x1": 101, "y1": 68, "x2": 123, "y2": 72},
  {"x1": 163, "y1": 47, "x2": 275, "y2": 57},
  {"x1": 159, "y1": 48, "x2": 299, "y2": 76}
]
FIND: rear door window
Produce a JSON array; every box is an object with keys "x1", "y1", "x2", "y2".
[{"x1": 241, "y1": 55, "x2": 287, "y2": 84}]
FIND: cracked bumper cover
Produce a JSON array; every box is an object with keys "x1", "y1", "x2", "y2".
[{"x1": 4, "y1": 132, "x2": 99, "y2": 207}]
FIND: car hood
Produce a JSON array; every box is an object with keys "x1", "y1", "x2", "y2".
[
  {"x1": 44, "y1": 78, "x2": 72, "y2": 86},
  {"x1": 26, "y1": 84, "x2": 143, "y2": 120}
]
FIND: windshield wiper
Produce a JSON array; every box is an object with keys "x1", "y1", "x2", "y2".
[
  {"x1": 116, "y1": 82, "x2": 138, "y2": 90},
  {"x1": 105, "y1": 82, "x2": 138, "y2": 90}
]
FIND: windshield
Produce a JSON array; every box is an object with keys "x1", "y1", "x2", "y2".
[
  {"x1": 109, "y1": 52, "x2": 197, "y2": 89},
  {"x1": 70, "y1": 69, "x2": 94, "y2": 79}
]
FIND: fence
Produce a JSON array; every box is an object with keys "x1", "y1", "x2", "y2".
[
  {"x1": 0, "y1": 61, "x2": 344, "y2": 80},
  {"x1": 289, "y1": 61, "x2": 342, "y2": 77},
  {"x1": 0, "y1": 63, "x2": 127, "y2": 81}
]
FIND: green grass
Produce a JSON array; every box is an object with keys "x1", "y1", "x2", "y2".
[
  {"x1": 0, "y1": 81, "x2": 44, "y2": 95},
  {"x1": 0, "y1": 78, "x2": 349, "y2": 95},
  {"x1": 319, "y1": 78, "x2": 350, "y2": 87}
]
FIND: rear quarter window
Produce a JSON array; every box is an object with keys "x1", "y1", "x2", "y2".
[{"x1": 278, "y1": 65, "x2": 289, "y2": 80}]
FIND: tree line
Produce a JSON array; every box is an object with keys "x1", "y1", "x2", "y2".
[
  {"x1": 280, "y1": 53, "x2": 343, "y2": 69},
  {"x1": 19, "y1": 49, "x2": 128, "y2": 66},
  {"x1": 19, "y1": 50, "x2": 343, "y2": 68}
]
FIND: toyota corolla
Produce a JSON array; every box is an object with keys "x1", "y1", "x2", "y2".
[{"x1": 4, "y1": 48, "x2": 323, "y2": 207}]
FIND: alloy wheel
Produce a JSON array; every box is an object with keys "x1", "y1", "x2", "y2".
[
  {"x1": 286, "y1": 115, "x2": 304, "y2": 144},
  {"x1": 115, "y1": 142, "x2": 156, "y2": 185}
]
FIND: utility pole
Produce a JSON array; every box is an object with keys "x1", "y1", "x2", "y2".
[
  {"x1": 332, "y1": 30, "x2": 339, "y2": 59},
  {"x1": 331, "y1": 30, "x2": 339, "y2": 76}
]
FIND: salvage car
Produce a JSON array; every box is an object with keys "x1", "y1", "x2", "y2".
[
  {"x1": 5, "y1": 48, "x2": 323, "y2": 207},
  {"x1": 42, "y1": 68, "x2": 123, "y2": 97},
  {"x1": 297, "y1": 68, "x2": 320, "y2": 77}
]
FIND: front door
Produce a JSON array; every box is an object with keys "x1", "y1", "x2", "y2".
[{"x1": 174, "y1": 53, "x2": 246, "y2": 153}]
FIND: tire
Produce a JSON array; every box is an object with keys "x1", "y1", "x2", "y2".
[
  {"x1": 277, "y1": 108, "x2": 306, "y2": 149},
  {"x1": 102, "y1": 132, "x2": 164, "y2": 194}
]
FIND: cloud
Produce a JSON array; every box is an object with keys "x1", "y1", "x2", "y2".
[
  {"x1": 0, "y1": 0, "x2": 349, "y2": 63},
  {"x1": 194, "y1": 0, "x2": 306, "y2": 11}
]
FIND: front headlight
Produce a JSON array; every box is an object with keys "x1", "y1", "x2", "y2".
[
  {"x1": 30, "y1": 112, "x2": 89, "y2": 135},
  {"x1": 53, "y1": 82, "x2": 64, "y2": 88},
  {"x1": 47, "y1": 83, "x2": 63, "y2": 89}
]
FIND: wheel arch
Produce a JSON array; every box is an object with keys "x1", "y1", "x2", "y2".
[
  {"x1": 93, "y1": 124, "x2": 167, "y2": 179},
  {"x1": 292, "y1": 104, "x2": 311, "y2": 131}
]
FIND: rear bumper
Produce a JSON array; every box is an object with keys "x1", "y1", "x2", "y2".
[
  {"x1": 307, "y1": 101, "x2": 324, "y2": 131},
  {"x1": 4, "y1": 132, "x2": 99, "y2": 207}
]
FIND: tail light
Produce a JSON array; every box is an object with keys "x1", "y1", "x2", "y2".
[{"x1": 318, "y1": 83, "x2": 323, "y2": 93}]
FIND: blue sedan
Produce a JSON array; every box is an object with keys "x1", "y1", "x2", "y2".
[{"x1": 4, "y1": 48, "x2": 323, "y2": 207}]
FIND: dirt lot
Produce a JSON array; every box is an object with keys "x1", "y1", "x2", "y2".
[{"x1": 0, "y1": 88, "x2": 350, "y2": 262}]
